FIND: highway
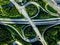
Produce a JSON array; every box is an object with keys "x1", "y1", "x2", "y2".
[
  {"x1": 42, "y1": 22, "x2": 60, "y2": 45},
  {"x1": 10, "y1": 0, "x2": 47, "y2": 45},
  {"x1": 0, "y1": 18, "x2": 59, "y2": 25},
  {"x1": 0, "y1": 0, "x2": 50, "y2": 44},
  {"x1": 44, "y1": 0, "x2": 60, "y2": 16},
  {"x1": 0, "y1": 0, "x2": 60, "y2": 45},
  {"x1": 1, "y1": 18, "x2": 60, "y2": 44},
  {"x1": 45, "y1": 3, "x2": 59, "y2": 16}
]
